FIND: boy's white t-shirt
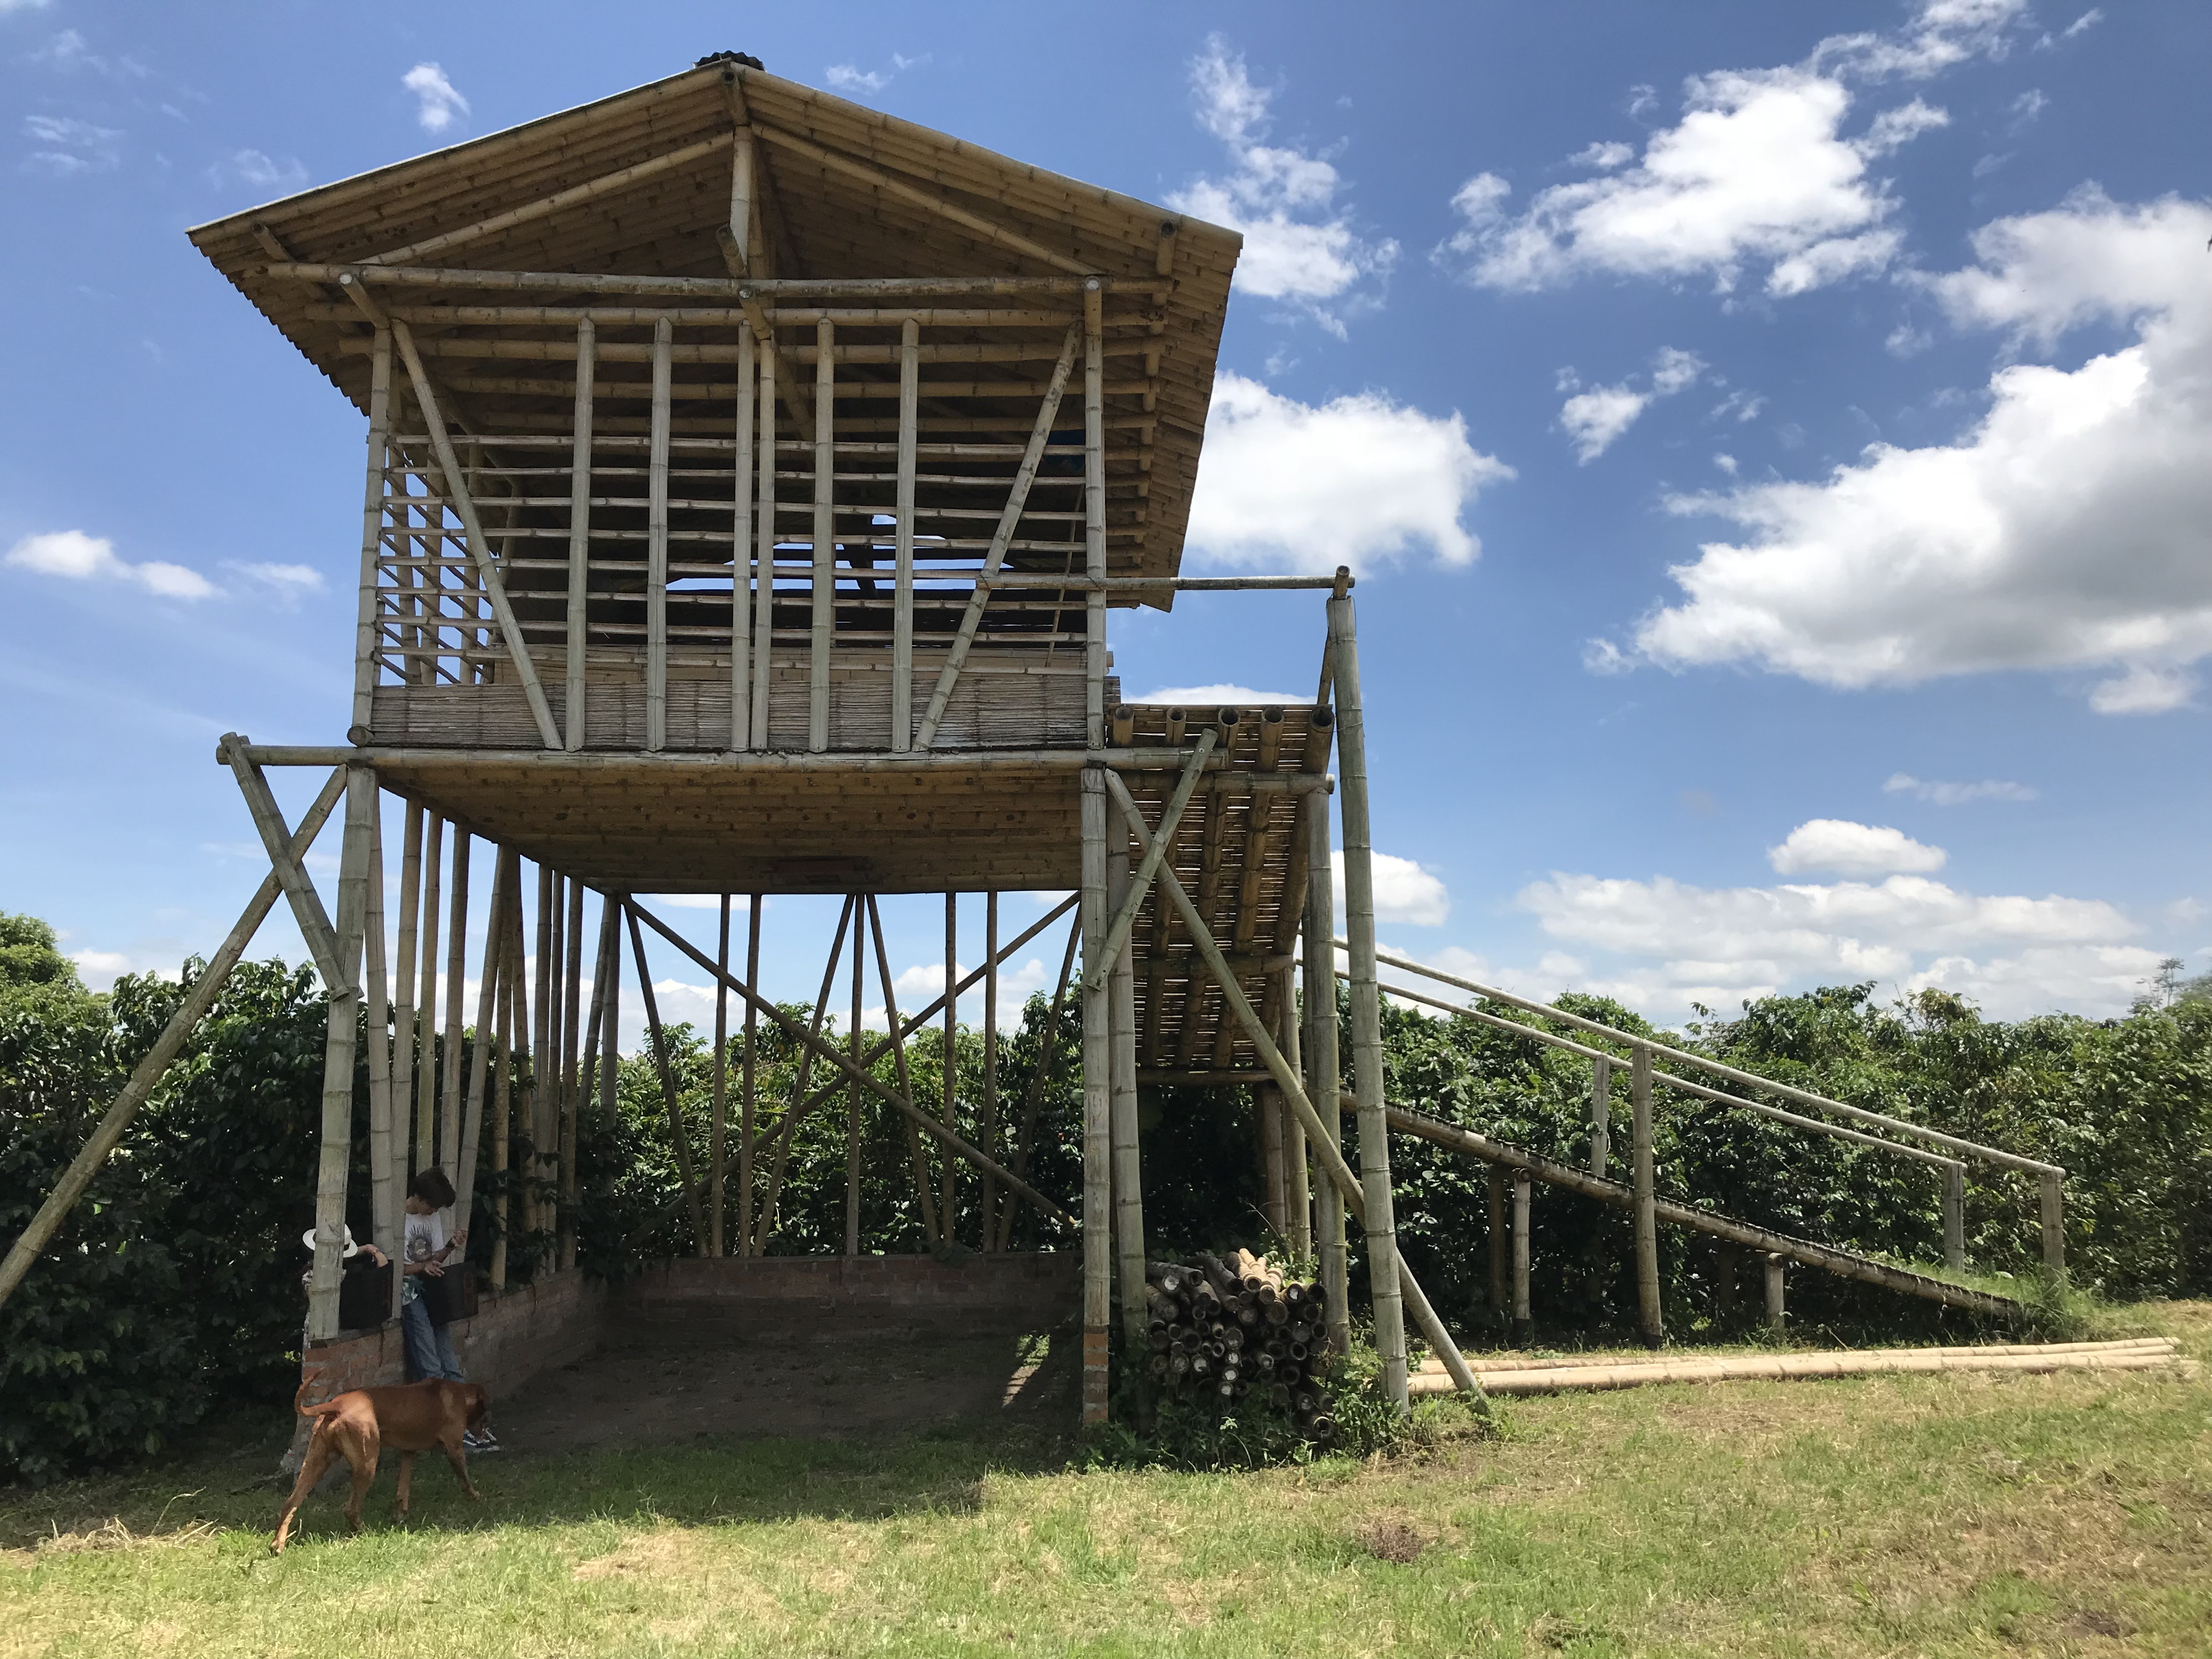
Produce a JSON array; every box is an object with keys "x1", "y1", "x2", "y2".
[{"x1": 401, "y1": 1209, "x2": 449, "y2": 1304}]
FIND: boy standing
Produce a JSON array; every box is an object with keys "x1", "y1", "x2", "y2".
[{"x1": 401, "y1": 1169, "x2": 499, "y2": 1452}]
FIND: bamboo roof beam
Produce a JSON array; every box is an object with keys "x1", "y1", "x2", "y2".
[{"x1": 270, "y1": 263, "x2": 1114, "y2": 296}]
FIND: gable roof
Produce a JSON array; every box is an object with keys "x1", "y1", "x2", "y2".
[{"x1": 188, "y1": 58, "x2": 1241, "y2": 587}]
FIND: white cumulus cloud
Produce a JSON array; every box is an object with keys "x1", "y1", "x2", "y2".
[
  {"x1": 1884, "y1": 772, "x2": 2036, "y2": 805},
  {"x1": 1167, "y1": 36, "x2": 1396, "y2": 332},
  {"x1": 402, "y1": 63, "x2": 469, "y2": 134},
  {"x1": 1767, "y1": 819, "x2": 1946, "y2": 876},
  {"x1": 1620, "y1": 189, "x2": 2212, "y2": 715},
  {"x1": 1434, "y1": 3, "x2": 2021, "y2": 298},
  {"x1": 1187, "y1": 372, "x2": 1511, "y2": 574},
  {"x1": 1558, "y1": 347, "x2": 1706, "y2": 462},
  {"x1": 7, "y1": 529, "x2": 214, "y2": 600},
  {"x1": 23, "y1": 112, "x2": 122, "y2": 173},
  {"x1": 1331, "y1": 850, "x2": 1449, "y2": 927}
]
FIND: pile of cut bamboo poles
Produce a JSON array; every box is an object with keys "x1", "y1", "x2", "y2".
[
  {"x1": 1147, "y1": 1250, "x2": 1336, "y2": 1437},
  {"x1": 1409, "y1": 1335, "x2": 2189, "y2": 1396}
]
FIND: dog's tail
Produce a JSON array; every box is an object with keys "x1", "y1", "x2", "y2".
[{"x1": 293, "y1": 1377, "x2": 345, "y2": 1420}]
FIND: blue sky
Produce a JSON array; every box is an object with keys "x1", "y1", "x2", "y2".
[{"x1": 4, "y1": 0, "x2": 2210, "y2": 1037}]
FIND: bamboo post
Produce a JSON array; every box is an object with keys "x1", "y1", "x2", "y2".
[
  {"x1": 454, "y1": 849, "x2": 511, "y2": 1236},
  {"x1": 560, "y1": 879, "x2": 585, "y2": 1271},
  {"x1": 1944, "y1": 1162, "x2": 1967, "y2": 1273},
  {"x1": 847, "y1": 891, "x2": 864, "y2": 1258},
  {"x1": 414, "y1": 814, "x2": 443, "y2": 1172},
  {"x1": 533, "y1": 865, "x2": 554, "y2": 1235},
  {"x1": 307, "y1": 766, "x2": 376, "y2": 1341},
  {"x1": 2040, "y1": 1171, "x2": 2066, "y2": 1285},
  {"x1": 0, "y1": 768, "x2": 346, "y2": 1314},
  {"x1": 729, "y1": 127, "x2": 754, "y2": 268},
  {"x1": 389, "y1": 803, "x2": 423, "y2": 1242},
  {"x1": 1107, "y1": 827, "x2": 1147, "y2": 1348},
  {"x1": 627, "y1": 902, "x2": 706, "y2": 1250},
  {"x1": 490, "y1": 915, "x2": 512, "y2": 1293},
  {"x1": 646, "y1": 316, "x2": 673, "y2": 751},
  {"x1": 1082, "y1": 281, "x2": 1105, "y2": 748},
  {"x1": 1764, "y1": 1253, "x2": 1786, "y2": 1331},
  {"x1": 1301, "y1": 786, "x2": 1349, "y2": 1354},
  {"x1": 1488, "y1": 1166, "x2": 1507, "y2": 1316},
  {"x1": 1632, "y1": 1042, "x2": 1663, "y2": 1347},
  {"x1": 564, "y1": 315, "x2": 594, "y2": 751},
  {"x1": 941, "y1": 891, "x2": 958, "y2": 1238},
  {"x1": 1590, "y1": 1056, "x2": 1611, "y2": 1179},
  {"x1": 1258, "y1": 1086, "x2": 1288, "y2": 1237},
  {"x1": 1511, "y1": 1172, "x2": 1532, "y2": 1344},
  {"x1": 741, "y1": 894, "x2": 761, "y2": 1253},
  {"x1": 1080, "y1": 768, "x2": 1113, "y2": 1421},
  {"x1": 713, "y1": 894, "x2": 731, "y2": 1257},
  {"x1": 980, "y1": 891, "x2": 1001, "y2": 1242},
  {"x1": 364, "y1": 807, "x2": 398, "y2": 1279},
  {"x1": 597, "y1": 889, "x2": 622, "y2": 1148},
  {"x1": 509, "y1": 876, "x2": 537, "y2": 1245},
  {"x1": 1327, "y1": 585, "x2": 1409, "y2": 1409},
  {"x1": 996, "y1": 913, "x2": 1081, "y2": 1251},
  {"x1": 1277, "y1": 966, "x2": 1311, "y2": 1260},
  {"x1": 892, "y1": 317, "x2": 918, "y2": 749},
  {"x1": 750, "y1": 332, "x2": 776, "y2": 749},
  {"x1": 867, "y1": 895, "x2": 940, "y2": 1246},
  {"x1": 349, "y1": 329, "x2": 392, "y2": 740},
  {"x1": 810, "y1": 317, "x2": 834, "y2": 752},
  {"x1": 732, "y1": 324, "x2": 754, "y2": 749},
  {"x1": 439, "y1": 834, "x2": 471, "y2": 1174}
]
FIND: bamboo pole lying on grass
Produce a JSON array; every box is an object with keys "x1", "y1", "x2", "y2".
[
  {"x1": 1421, "y1": 1337, "x2": 2181, "y2": 1375},
  {"x1": 1410, "y1": 1338, "x2": 2190, "y2": 1397}
]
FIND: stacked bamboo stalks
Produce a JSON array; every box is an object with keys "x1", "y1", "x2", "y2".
[
  {"x1": 1408, "y1": 1335, "x2": 2188, "y2": 1396},
  {"x1": 1144, "y1": 1249, "x2": 1336, "y2": 1437}
]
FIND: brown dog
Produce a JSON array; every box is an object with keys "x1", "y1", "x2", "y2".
[{"x1": 270, "y1": 1377, "x2": 490, "y2": 1553}]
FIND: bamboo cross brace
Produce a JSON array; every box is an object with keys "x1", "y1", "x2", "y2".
[
  {"x1": 1101, "y1": 771, "x2": 1480, "y2": 1396},
  {"x1": 626, "y1": 898, "x2": 1073, "y2": 1227},
  {"x1": 751, "y1": 895, "x2": 854, "y2": 1252},
  {"x1": 1084, "y1": 729, "x2": 1216, "y2": 995},
  {"x1": 749, "y1": 122, "x2": 1094, "y2": 276},
  {"x1": 221, "y1": 737, "x2": 347, "y2": 992},
  {"x1": 0, "y1": 767, "x2": 346, "y2": 1312},
  {"x1": 627, "y1": 901, "x2": 707, "y2": 1250},
  {"x1": 915, "y1": 322, "x2": 1082, "y2": 749},
  {"x1": 767, "y1": 893, "x2": 1079, "y2": 1138},
  {"x1": 391, "y1": 319, "x2": 562, "y2": 749}
]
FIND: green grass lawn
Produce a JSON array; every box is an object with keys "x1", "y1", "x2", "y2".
[{"x1": 3, "y1": 1304, "x2": 2207, "y2": 1658}]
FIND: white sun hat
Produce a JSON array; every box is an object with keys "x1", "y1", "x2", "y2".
[{"x1": 300, "y1": 1224, "x2": 362, "y2": 1259}]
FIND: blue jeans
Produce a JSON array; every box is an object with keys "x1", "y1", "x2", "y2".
[{"x1": 401, "y1": 1296, "x2": 464, "y2": 1383}]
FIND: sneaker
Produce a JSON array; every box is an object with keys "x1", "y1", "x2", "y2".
[{"x1": 462, "y1": 1430, "x2": 501, "y2": 1453}]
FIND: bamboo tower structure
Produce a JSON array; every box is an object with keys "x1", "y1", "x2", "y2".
[{"x1": 0, "y1": 57, "x2": 2073, "y2": 1425}]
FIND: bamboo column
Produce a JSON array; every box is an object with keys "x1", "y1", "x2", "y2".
[
  {"x1": 980, "y1": 891, "x2": 1001, "y2": 1243},
  {"x1": 1082, "y1": 280, "x2": 1105, "y2": 748},
  {"x1": 891, "y1": 317, "x2": 918, "y2": 750},
  {"x1": 390, "y1": 804, "x2": 423, "y2": 1239},
  {"x1": 1080, "y1": 766, "x2": 1113, "y2": 1422},
  {"x1": 1590, "y1": 1056, "x2": 1612, "y2": 1178},
  {"x1": 490, "y1": 915, "x2": 513, "y2": 1292},
  {"x1": 732, "y1": 325, "x2": 754, "y2": 750},
  {"x1": 2040, "y1": 1172, "x2": 2066, "y2": 1285},
  {"x1": 534, "y1": 865, "x2": 554, "y2": 1237},
  {"x1": 941, "y1": 892, "x2": 958, "y2": 1237},
  {"x1": 1631, "y1": 1042, "x2": 1663, "y2": 1346},
  {"x1": 413, "y1": 814, "x2": 444, "y2": 1176},
  {"x1": 809, "y1": 317, "x2": 834, "y2": 752},
  {"x1": 1943, "y1": 1163, "x2": 1967, "y2": 1273},
  {"x1": 560, "y1": 878, "x2": 583, "y2": 1267},
  {"x1": 741, "y1": 894, "x2": 761, "y2": 1253},
  {"x1": 307, "y1": 766, "x2": 376, "y2": 1342},
  {"x1": 1300, "y1": 787, "x2": 1349, "y2": 1353},
  {"x1": 750, "y1": 333, "x2": 776, "y2": 749},
  {"x1": 1764, "y1": 1253, "x2": 1786, "y2": 1330},
  {"x1": 438, "y1": 834, "x2": 471, "y2": 1175},
  {"x1": 597, "y1": 889, "x2": 622, "y2": 1151},
  {"x1": 712, "y1": 894, "x2": 731, "y2": 1257},
  {"x1": 646, "y1": 316, "x2": 672, "y2": 752},
  {"x1": 349, "y1": 330, "x2": 392, "y2": 741},
  {"x1": 364, "y1": 808, "x2": 398, "y2": 1276},
  {"x1": 1511, "y1": 1172, "x2": 1532, "y2": 1344},
  {"x1": 565, "y1": 315, "x2": 594, "y2": 751},
  {"x1": 1276, "y1": 966, "x2": 1311, "y2": 1260},
  {"x1": 1327, "y1": 586, "x2": 1409, "y2": 1409},
  {"x1": 847, "y1": 890, "x2": 864, "y2": 1258},
  {"x1": 1107, "y1": 820, "x2": 1147, "y2": 1348},
  {"x1": 1488, "y1": 1167, "x2": 1507, "y2": 1317},
  {"x1": 455, "y1": 849, "x2": 512, "y2": 1235},
  {"x1": 1258, "y1": 1086, "x2": 1288, "y2": 1237}
]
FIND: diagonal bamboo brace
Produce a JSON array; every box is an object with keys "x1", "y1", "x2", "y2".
[
  {"x1": 222, "y1": 736, "x2": 347, "y2": 992},
  {"x1": 1101, "y1": 770, "x2": 1480, "y2": 1399},
  {"x1": 1084, "y1": 729, "x2": 1216, "y2": 995}
]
